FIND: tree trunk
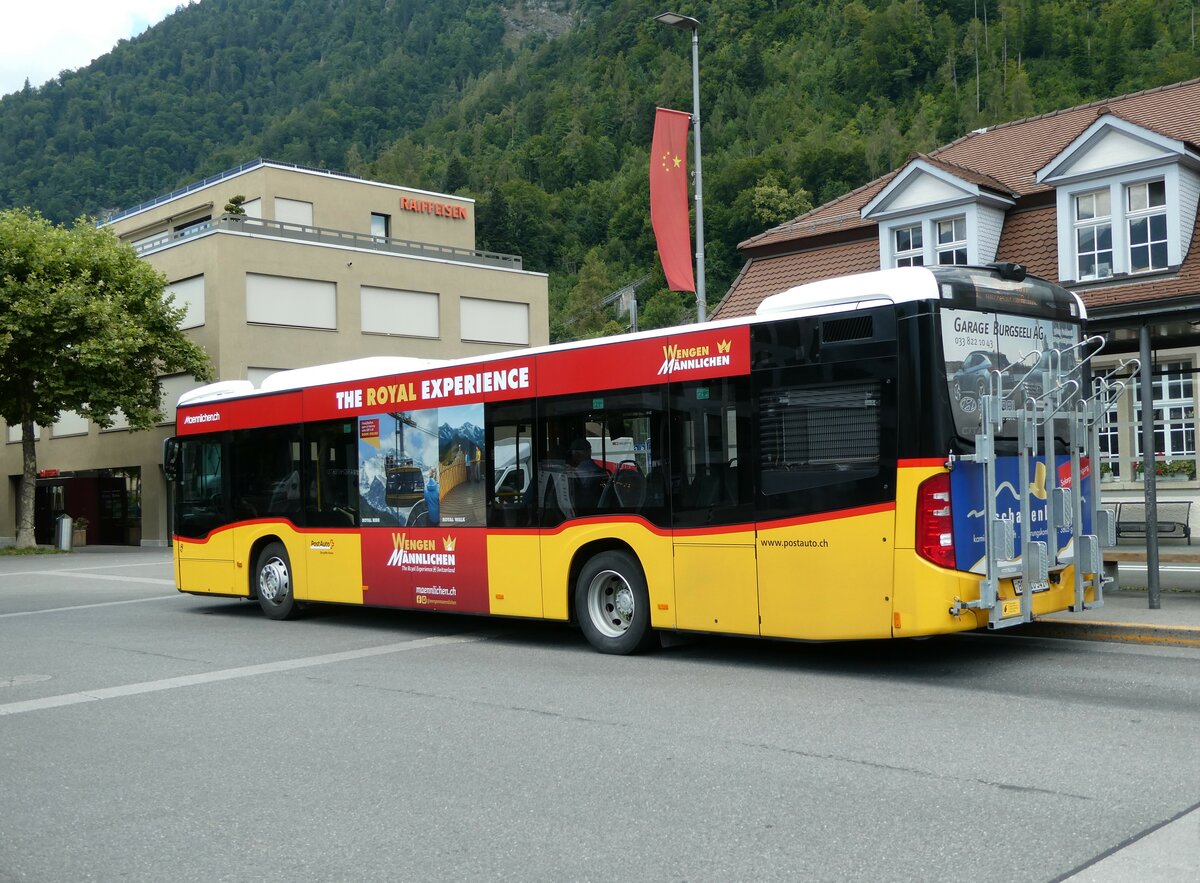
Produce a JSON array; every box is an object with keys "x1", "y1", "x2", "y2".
[{"x1": 15, "y1": 417, "x2": 37, "y2": 548}]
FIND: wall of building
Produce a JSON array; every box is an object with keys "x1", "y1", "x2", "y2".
[{"x1": 0, "y1": 163, "x2": 546, "y2": 546}]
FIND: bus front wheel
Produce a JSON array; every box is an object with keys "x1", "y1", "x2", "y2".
[
  {"x1": 256, "y1": 542, "x2": 299, "y2": 620},
  {"x1": 575, "y1": 550, "x2": 655, "y2": 655}
]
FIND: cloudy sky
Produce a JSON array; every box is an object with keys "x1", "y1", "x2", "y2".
[{"x1": 1, "y1": 1, "x2": 198, "y2": 98}]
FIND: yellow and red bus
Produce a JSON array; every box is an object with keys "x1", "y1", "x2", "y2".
[{"x1": 165, "y1": 264, "x2": 1118, "y2": 653}]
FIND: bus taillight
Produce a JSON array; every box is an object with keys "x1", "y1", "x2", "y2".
[{"x1": 916, "y1": 472, "x2": 955, "y2": 569}]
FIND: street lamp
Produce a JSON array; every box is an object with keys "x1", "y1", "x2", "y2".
[{"x1": 654, "y1": 11, "x2": 706, "y2": 322}]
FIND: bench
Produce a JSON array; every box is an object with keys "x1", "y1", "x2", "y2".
[{"x1": 1114, "y1": 500, "x2": 1192, "y2": 544}]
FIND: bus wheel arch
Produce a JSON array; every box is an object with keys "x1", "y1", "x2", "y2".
[
  {"x1": 571, "y1": 542, "x2": 655, "y2": 655},
  {"x1": 251, "y1": 537, "x2": 301, "y2": 620}
]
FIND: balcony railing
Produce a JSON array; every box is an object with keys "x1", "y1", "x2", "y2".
[{"x1": 132, "y1": 213, "x2": 522, "y2": 270}]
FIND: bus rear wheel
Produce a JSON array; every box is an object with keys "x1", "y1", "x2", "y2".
[
  {"x1": 575, "y1": 550, "x2": 655, "y2": 655},
  {"x1": 256, "y1": 542, "x2": 299, "y2": 620}
]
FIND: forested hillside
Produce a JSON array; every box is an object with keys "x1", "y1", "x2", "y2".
[{"x1": 2, "y1": 0, "x2": 1199, "y2": 336}]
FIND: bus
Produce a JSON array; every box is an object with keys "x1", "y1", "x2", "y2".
[{"x1": 164, "y1": 264, "x2": 1126, "y2": 654}]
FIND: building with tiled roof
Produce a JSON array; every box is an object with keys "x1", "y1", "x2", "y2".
[{"x1": 716, "y1": 78, "x2": 1200, "y2": 499}]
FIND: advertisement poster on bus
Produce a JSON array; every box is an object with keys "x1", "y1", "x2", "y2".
[
  {"x1": 941, "y1": 308, "x2": 1079, "y2": 438},
  {"x1": 949, "y1": 455, "x2": 1093, "y2": 575},
  {"x1": 357, "y1": 404, "x2": 489, "y2": 611},
  {"x1": 360, "y1": 526, "x2": 489, "y2": 612}
]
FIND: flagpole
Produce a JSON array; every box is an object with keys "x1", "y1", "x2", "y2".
[
  {"x1": 688, "y1": 25, "x2": 706, "y2": 322},
  {"x1": 655, "y1": 12, "x2": 706, "y2": 322}
]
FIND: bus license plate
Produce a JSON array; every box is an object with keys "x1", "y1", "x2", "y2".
[{"x1": 1012, "y1": 578, "x2": 1049, "y2": 596}]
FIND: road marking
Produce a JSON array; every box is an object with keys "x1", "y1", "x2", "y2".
[
  {"x1": 1061, "y1": 802, "x2": 1200, "y2": 881},
  {"x1": 40, "y1": 571, "x2": 174, "y2": 586},
  {"x1": 0, "y1": 560, "x2": 171, "y2": 579},
  {"x1": 0, "y1": 633, "x2": 488, "y2": 716},
  {"x1": 0, "y1": 596, "x2": 180, "y2": 619}
]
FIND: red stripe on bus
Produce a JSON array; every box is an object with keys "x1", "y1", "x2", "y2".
[
  {"x1": 898, "y1": 458, "x2": 946, "y2": 468},
  {"x1": 756, "y1": 502, "x2": 896, "y2": 531}
]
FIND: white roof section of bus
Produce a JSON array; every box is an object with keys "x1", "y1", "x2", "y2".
[
  {"x1": 757, "y1": 265, "x2": 1087, "y2": 320},
  {"x1": 756, "y1": 267, "x2": 941, "y2": 315},
  {"x1": 257, "y1": 357, "x2": 446, "y2": 394}
]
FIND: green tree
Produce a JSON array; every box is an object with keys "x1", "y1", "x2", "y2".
[{"x1": 0, "y1": 209, "x2": 213, "y2": 548}]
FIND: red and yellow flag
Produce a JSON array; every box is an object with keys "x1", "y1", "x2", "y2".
[{"x1": 650, "y1": 107, "x2": 695, "y2": 292}]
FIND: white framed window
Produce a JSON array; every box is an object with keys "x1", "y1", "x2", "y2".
[
  {"x1": 362, "y1": 286, "x2": 439, "y2": 338},
  {"x1": 1127, "y1": 179, "x2": 1168, "y2": 273},
  {"x1": 893, "y1": 224, "x2": 924, "y2": 267},
  {"x1": 1132, "y1": 360, "x2": 1196, "y2": 474},
  {"x1": 274, "y1": 198, "x2": 313, "y2": 228},
  {"x1": 6, "y1": 422, "x2": 41, "y2": 444},
  {"x1": 51, "y1": 410, "x2": 89, "y2": 438},
  {"x1": 460, "y1": 297, "x2": 529, "y2": 345},
  {"x1": 935, "y1": 217, "x2": 967, "y2": 265},
  {"x1": 370, "y1": 212, "x2": 390, "y2": 241},
  {"x1": 1074, "y1": 189, "x2": 1113, "y2": 280},
  {"x1": 166, "y1": 275, "x2": 205, "y2": 329},
  {"x1": 245, "y1": 273, "x2": 336, "y2": 330},
  {"x1": 1097, "y1": 401, "x2": 1120, "y2": 478}
]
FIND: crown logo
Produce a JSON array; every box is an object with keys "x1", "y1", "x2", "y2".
[
  {"x1": 442, "y1": 535, "x2": 457, "y2": 552},
  {"x1": 717, "y1": 339, "x2": 731, "y2": 354}
]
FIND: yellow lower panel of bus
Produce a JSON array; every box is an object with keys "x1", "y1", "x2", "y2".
[
  {"x1": 757, "y1": 509, "x2": 895, "y2": 640},
  {"x1": 891, "y1": 552, "x2": 985, "y2": 636},
  {"x1": 301, "y1": 532, "x2": 363, "y2": 605},
  {"x1": 176, "y1": 530, "x2": 238, "y2": 596},
  {"x1": 538, "y1": 521, "x2": 674, "y2": 627},
  {"x1": 674, "y1": 532, "x2": 758, "y2": 635},
  {"x1": 891, "y1": 554, "x2": 1098, "y2": 636},
  {"x1": 487, "y1": 533, "x2": 543, "y2": 619}
]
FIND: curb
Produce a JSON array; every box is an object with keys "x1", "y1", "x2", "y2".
[{"x1": 1019, "y1": 619, "x2": 1200, "y2": 648}]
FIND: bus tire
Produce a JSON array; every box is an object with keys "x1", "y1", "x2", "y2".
[
  {"x1": 255, "y1": 542, "x2": 299, "y2": 620},
  {"x1": 575, "y1": 550, "x2": 655, "y2": 655}
]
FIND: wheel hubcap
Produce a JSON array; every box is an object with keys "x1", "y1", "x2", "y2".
[
  {"x1": 259, "y1": 557, "x2": 290, "y2": 604},
  {"x1": 587, "y1": 569, "x2": 635, "y2": 638}
]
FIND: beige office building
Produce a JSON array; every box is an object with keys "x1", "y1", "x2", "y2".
[{"x1": 1, "y1": 160, "x2": 549, "y2": 546}]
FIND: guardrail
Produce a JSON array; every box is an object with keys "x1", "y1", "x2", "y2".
[{"x1": 133, "y1": 214, "x2": 522, "y2": 270}]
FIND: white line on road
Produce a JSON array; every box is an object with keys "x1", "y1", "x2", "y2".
[
  {"x1": 0, "y1": 595, "x2": 181, "y2": 619},
  {"x1": 0, "y1": 560, "x2": 171, "y2": 579},
  {"x1": 31, "y1": 571, "x2": 175, "y2": 586},
  {"x1": 0, "y1": 633, "x2": 489, "y2": 716}
]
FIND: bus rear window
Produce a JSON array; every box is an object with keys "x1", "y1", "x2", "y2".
[{"x1": 941, "y1": 308, "x2": 1081, "y2": 439}]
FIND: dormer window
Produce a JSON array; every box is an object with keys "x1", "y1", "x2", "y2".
[
  {"x1": 1128, "y1": 179, "x2": 1168, "y2": 272},
  {"x1": 1074, "y1": 189, "x2": 1113, "y2": 280},
  {"x1": 1037, "y1": 114, "x2": 1200, "y2": 284},
  {"x1": 894, "y1": 224, "x2": 924, "y2": 266},
  {"x1": 863, "y1": 157, "x2": 1014, "y2": 271},
  {"x1": 936, "y1": 217, "x2": 967, "y2": 265}
]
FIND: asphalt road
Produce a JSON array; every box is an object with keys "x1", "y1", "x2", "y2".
[{"x1": 1, "y1": 549, "x2": 1198, "y2": 882}]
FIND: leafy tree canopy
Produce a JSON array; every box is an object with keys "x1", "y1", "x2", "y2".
[{"x1": 0, "y1": 209, "x2": 213, "y2": 545}]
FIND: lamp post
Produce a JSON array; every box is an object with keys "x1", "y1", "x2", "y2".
[{"x1": 654, "y1": 11, "x2": 706, "y2": 322}]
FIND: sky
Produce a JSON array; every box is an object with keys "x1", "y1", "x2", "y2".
[{"x1": 1, "y1": 1, "x2": 198, "y2": 98}]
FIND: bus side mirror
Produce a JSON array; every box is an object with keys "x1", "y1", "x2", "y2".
[{"x1": 163, "y1": 438, "x2": 180, "y2": 482}]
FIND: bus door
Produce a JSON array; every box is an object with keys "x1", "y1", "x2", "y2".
[
  {"x1": 752, "y1": 345, "x2": 898, "y2": 640},
  {"x1": 669, "y1": 378, "x2": 759, "y2": 636},
  {"x1": 173, "y1": 437, "x2": 235, "y2": 594}
]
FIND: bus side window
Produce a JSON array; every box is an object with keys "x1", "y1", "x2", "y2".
[
  {"x1": 669, "y1": 377, "x2": 752, "y2": 528},
  {"x1": 487, "y1": 401, "x2": 535, "y2": 528},
  {"x1": 231, "y1": 427, "x2": 302, "y2": 523},
  {"x1": 304, "y1": 420, "x2": 360, "y2": 528}
]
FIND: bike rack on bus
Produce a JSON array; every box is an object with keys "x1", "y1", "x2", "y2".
[{"x1": 953, "y1": 336, "x2": 1136, "y2": 629}]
